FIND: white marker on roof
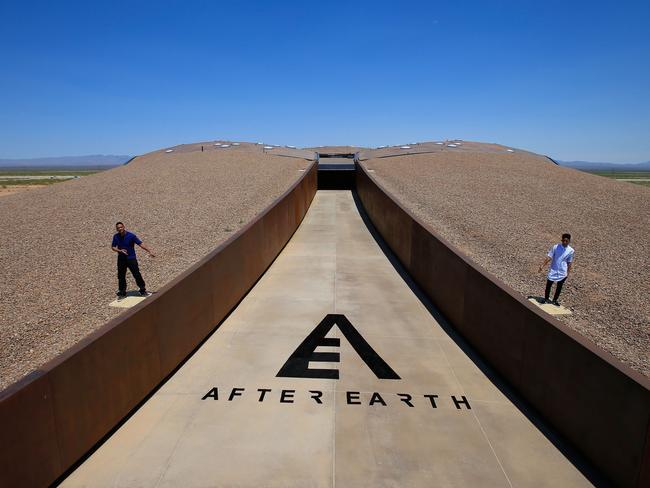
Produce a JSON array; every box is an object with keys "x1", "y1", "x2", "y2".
[
  {"x1": 220, "y1": 144, "x2": 230, "y2": 148},
  {"x1": 435, "y1": 142, "x2": 444, "y2": 145},
  {"x1": 165, "y1": 149, "x2": 173, "y2": 153},
  {"x1": 447, "y1": 144, "x2": 458, "y2": 147},
  {"x1": 264, "y1": 146, "x2": 274, "y2": 150},
  {"x1": 232, "y1": 142, "x2": 240, "y2": 146},
  {"x1": 400, "y1": 146, "x2": 411, "y2": 149},
  {"x1": 507, "y1": 149, "x2": 514, "y2": 152},
  {"x1": 287, "y1": 145, "x2": 296, "y2": 149}
]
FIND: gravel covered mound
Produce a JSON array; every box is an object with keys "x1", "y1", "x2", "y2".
[
  {"x1": 361, "y1": 142, "x2": 649, "y2": 377},
  {"x1": 0, "y1": 142, "x2": 309, "y2": 390},
  {"x1": 307, "y1": 145, "x2": 363, "y2": 153}
]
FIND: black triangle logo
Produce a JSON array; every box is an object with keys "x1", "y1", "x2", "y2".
[{"x1": 276, "y1": 314, "x2": 400, "y2": 380}]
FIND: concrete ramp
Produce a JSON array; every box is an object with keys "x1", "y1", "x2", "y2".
[{"x1": 62, "y1": 191, "x2": 591, "y2": 487}]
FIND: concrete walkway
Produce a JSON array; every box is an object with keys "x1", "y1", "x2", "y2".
[{"x1": 62, "y1": 191, "x2": 592, "y2": 487}]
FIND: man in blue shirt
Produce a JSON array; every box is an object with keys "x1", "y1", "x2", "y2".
[
  {"x1": 538, "y1": 233, "x2": 575, "y2": 306},
  {"x1": 111, "y1": 222, "x2": 156, "y2": 299}
]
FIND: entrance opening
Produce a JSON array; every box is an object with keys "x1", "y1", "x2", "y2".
[
  {"x1": 318, "y1": 153, "x2": 355, "y2": 160},
  {"x1": 317, "y1": 152, "x2": 356, "y2": 190}
]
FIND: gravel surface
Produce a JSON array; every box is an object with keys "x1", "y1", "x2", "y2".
[
  {"x1": 307, "y1": 145, "x2": 362, "y2": 151},
  {"x1": 0, "y1": 185, "x2": 43, "y2": 198},
  {"x1": 361, "y1": 142, "x2": 650, "y2": 377},
  {"x1": 0, "y1": 142, "x2": 309, "y2": 390}
]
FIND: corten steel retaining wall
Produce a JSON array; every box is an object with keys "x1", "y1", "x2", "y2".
[
  {"x1": 356, "y1": 164, "x2": 650, "y2": 487},
  {"x1": 0, "y1": 163, "x2": 317, "y2": 488}
]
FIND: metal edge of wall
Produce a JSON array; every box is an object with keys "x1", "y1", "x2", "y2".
[
  {"x1": 355, "y1": 163, "x2": 650, "y2": 488},
  {"x1": 546, "y1": 155, "x2": 561, "y2": 165},
  {"x1": 0, "y1": 163, "x2": 318, "y2": 488}
]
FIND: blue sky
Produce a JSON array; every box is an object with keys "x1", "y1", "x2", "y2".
[{"x1": 1, "y1": 0, "x2": 649, "y2": 162}]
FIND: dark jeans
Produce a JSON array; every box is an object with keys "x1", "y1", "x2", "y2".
[
  {"x1": 117, "y1": 256, "x2": 146, "y2": 294},
  {"x1": 545, "y1": 277, "x2": 566, "y2": 301}
]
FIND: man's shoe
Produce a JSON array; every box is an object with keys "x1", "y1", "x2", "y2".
[
  {"x1": 537, "y1": 297, "x2": 547, "y2": 304},
  {"x1": 140, "y1": 290, "x2": 152, "y2": 297},
  {"x1": 116, "y1": 294, "x2": 127, "y2": 301},
  {"x1": 552, "y1": 300, "x2": 560, "y2": 306}
]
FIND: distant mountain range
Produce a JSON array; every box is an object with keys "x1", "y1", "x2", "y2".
[
  {"x1": 559, "y1": 160, "x2": 650, "y2": 171},
  {"x1": 0, "y1": 155, "x2": 131, "y2": 168}
]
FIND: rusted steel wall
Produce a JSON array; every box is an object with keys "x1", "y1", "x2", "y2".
[
  {"x1": 0, "y1": 163, "x2": 317, "y2": 488},
  {"x1": 356, "y1": 164, "x2": 650, "y2": 488}
]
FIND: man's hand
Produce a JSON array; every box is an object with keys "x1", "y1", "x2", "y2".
[{"x1": 112, "y1": 246, "x2": 128, "y2": 255}]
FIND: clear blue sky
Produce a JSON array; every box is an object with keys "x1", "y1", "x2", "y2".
[{"x1": 1, "y1": 0, "x2": 649, "y2": 162}]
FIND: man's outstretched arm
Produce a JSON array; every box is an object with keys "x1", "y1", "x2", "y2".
[
  {"x1": 137, "y1": 242, "x2": 156, "y2": 257},
  {"x1": 538, "y1": 256, "x2": 551, "y2": 273}
]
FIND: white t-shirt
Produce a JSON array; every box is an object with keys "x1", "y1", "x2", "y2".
[{"x1": 547, "y1": 243, "x2": 574, "y2": 281}]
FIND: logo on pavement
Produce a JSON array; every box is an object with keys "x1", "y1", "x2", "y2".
[{"x1": 276, "y1": 314, "x2": 400, "y2": 380}]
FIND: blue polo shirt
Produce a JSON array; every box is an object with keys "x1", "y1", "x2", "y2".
[{"x1": 112, "y1": 231, "x2": 142, "y2": 259}]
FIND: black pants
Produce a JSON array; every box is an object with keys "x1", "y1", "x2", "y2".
[
  {"x1": 545, "y1": 277, "x2": 566, "y2": 301},
  {"x1": 117, "y1": 256, "x2": 146, "y2": 294}
]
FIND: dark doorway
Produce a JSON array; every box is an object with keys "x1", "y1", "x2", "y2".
[{"x1": 317, "y1": 153, "x2": 356, "y2": 189}]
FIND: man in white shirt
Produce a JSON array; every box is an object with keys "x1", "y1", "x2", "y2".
[{"x1": 538, "y1": 233, "x2": 575, "y2": 306}]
